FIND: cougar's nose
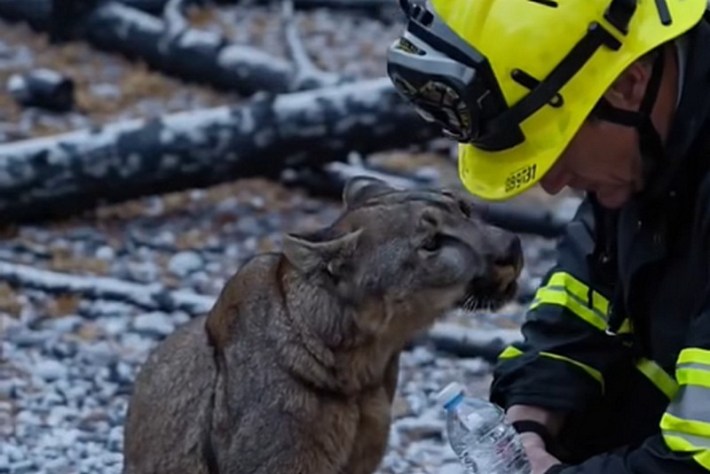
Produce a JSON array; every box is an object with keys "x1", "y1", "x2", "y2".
[
  {"x1": 494, "y1": 233, "x2": 523, "y2": 269},
  {"x1": 490, "y1": 232, "x2": 524, "y2": 288}
]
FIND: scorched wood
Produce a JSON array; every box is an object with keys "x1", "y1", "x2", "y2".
[
  {"x1": 0, "y1": 78, "x2": 439, "y2": 223},
  {"x1": 0, "y1": 0, "x2": 345, "y2": 96}
]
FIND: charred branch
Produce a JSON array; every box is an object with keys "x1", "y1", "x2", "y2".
[
  {"x1": 0, "y1": 0, "x2": 350, "y2": 96},
  {"x1": 0, "y1": 260, "x2": 214, "y2": 315},
  {"x1": 0, "y1": 258, "x2": 520, "y2": 362},
  {"x1": 0, "y1": 78, "x2": 438, "y2": 223},
  {"x1": 281, "y1": 0, "x2": 343, "y2": 90},
  {"x1": 406, "y1": 322, "x2": 522, "y2": 364},
  {"x1": 284, "y1": 161, "x2": 571, "y2": 238}
]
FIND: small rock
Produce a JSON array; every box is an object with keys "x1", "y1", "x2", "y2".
[
  {"x1": 126, "y1": 261, "x2": 160, "y2": 283},
  {"x1": 101, "y1": 318, "x2": 128, "y2": 336},
  {"x1": 132, "y1": 312, "x2": 175, "y2": 338},
  {"x1": 89, "y1": 83, "x2": 121, "y2": 101},
  {"x1": 35, "y1": 359, "x2": 68, "y2": 381},
  {"x1": 8, "y1": 460, "x2": 35, "y2": 474},
  {"x1": 107, "y1": 426, "x2": 123, "y2": 452},
  {"x1": 249, "y1": 196, "x2": 265, "y2": 209},
  {"x1": 45, "y1": 315, "x2": 83, "y2": 333},
  {"x1": 391, "y1": 396, "x2": 413, "y2": 419},
  {"x1": 167, "y1": 251, "x2": 204, "y2": 277},
  {"x1": 395, "y1": 412, "x2": 443, "y2": 442},
  {"x1": 95, "y1": 246, "x2": 116, "y2": 261},
  {"x1": 3, "y1": 444, "x2": 24, "y2": 462}
]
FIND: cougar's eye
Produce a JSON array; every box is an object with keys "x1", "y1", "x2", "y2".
[
  {"x1": 421, "y1": 234, "x2": 444, "y2": 253},
  {"x1": 457, "y1": 200, "x2": 472, "y2": 218}
]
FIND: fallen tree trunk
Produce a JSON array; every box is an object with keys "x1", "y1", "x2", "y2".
[
  {"x1": 407, "y1": 322, "x2": 521, "y2": 363},
  {"x1": 0, "y1": 260, "x2": 215, "y2": 315},
  {"x1": 0, "y1": 259, "x2": 520, "y2": 361},
  {"x1": 0, "y1": 0, "x2": 346, "y2": 96},
  {"x1": 123, "y1": 0, "x2": 397, "y2": 15},
  {"x1": 283, "y1": 161, "x2": 571, "y2": 238},
  {"x1": 0, "y1": 78, "x2": 439, "y2": 223},
  {"x1": 477, "y1": 202, "x2": 569, "y2": 238}
]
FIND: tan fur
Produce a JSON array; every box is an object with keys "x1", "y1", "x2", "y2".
[{"x1": 123, "y1": 177, "x2": 523, "y2": 474}]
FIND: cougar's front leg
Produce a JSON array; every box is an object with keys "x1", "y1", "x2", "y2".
[{"x1": 343, "y1": 386, "x2": 393, "y2": 474}]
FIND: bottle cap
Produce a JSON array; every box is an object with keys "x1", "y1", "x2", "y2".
[{"x1": 436, "y1": 381, "x2": 465, "y2": 408}]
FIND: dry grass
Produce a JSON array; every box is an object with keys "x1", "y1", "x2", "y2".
[
  {"x1": 45, "y1": 294, "x2": 83, "y2": 318},
  {"x1": 0, "y1": 283, "x2": 23, "y2": 318},
  {"x1": 92, "y1": 177, "x2": 307, "y2": 221},
  {"x1": 49, "y1": 247, "x2": 110, "y2": 275}
]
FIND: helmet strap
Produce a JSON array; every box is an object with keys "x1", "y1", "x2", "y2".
[{"x1": 590, "y1": 50, "x2": 666, "y2": 185}]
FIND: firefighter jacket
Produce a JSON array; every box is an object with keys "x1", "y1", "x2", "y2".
[{"x1": 489, "y1": 9, "x2": 710, "y2": 474}]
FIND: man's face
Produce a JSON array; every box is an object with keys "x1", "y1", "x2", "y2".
[
  {"x1": 537, "y1": 46, "x2": 678, "y2": 210},
  {"x1": 539, "y1": 119, "x2": 644, "y2": 209}
]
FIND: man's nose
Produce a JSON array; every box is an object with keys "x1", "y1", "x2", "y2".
[{"x1": 540, "y1": 167, "x2": 570, "y2": 195}]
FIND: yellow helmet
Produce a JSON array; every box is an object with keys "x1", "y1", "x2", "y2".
[{"x1": 386, "y1": 0, "x2": 707, "y2": 200}]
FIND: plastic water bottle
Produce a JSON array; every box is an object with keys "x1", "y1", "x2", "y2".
[{"x1": 436, "y1": 382, "x2": 531, "y2": 474}]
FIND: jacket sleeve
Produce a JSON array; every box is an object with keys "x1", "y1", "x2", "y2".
[
  {"x1": 490, "y1": 197, "x2": 632, "y2": 414},
  {"x1": 545, "y1": 302, "x2": 710, "y2": 474}
]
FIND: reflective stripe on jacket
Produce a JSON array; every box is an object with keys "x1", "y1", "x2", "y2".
[{"x1": 490, "y1": 10, "x2": 710, "y2": 474}]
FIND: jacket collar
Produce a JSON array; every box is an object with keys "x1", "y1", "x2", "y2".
[{"x1": 645, "y1": 13, "x2": 710, "y2": 199}]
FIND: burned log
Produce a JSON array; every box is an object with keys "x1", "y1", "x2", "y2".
[
  {"x1": 477, "y1": 202, "x2": 569, "y2": 238},
  {"x1": 0, "y1": 0, "x2": 347, "y2": 96},
  {"x1": 281, "y1": 0, "x2": 343, "y2": 91},
  {"x1": 7, "y1": 69, "x2": 76, "y2": 112},
  {"x1": 406, "y1": 322, "x2": 522, "y2": 364},
  {"x1": 0, "y1": 260, "x2": 215, "y2": 315},
  {"x1": 0, "y1": 258, "x2": 520, "y2": 362},
  {"x1": 283, "y1": 161, "x2": 572, "y2": 238},
  {"x1": 0, "y1": 78, "x2": 439, "y2": 223}
]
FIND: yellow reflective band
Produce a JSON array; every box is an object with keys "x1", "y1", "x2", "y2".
[
  {"x1": 545, "y1": 272, "x2": 610, "y2": 316},
  {"x1": 496, "y1": 345, "x2": 603, "y2": 389},
  {"x1": 498, "y1": 345, "x2": 523, "y2": 360},
  {"x1": 617, "y1": 318, "x2": 633, "y2": 335},
  {"x1": 677, "y1": 367, "x2": 710, "y2": 389},
  {"x1": 530, "y1": 287, "x2": 607, "y2": 331},
  {"x1": 661, "y1": 412, "x2": 710, "y2": 438},
  {"x1": 662, "y1": 412, "x2": 710, "y2": 469},
  {"x1": 636, "y1": 358, "x2": 679, "y2": 400},
  {"x1": 662, "y1": 434, "x2": 710, "y2": 470},
  {"x1": 678, "y1": 348, "x2": 710, "y2": 366},
  {"x1": 529, "y1": 272, "x2": 613, "y2": 332},
  {"x1": 539, "y1": 351, "x2": 604, "y2": 391}
]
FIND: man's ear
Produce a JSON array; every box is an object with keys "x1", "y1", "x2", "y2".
[
  {"x1": 603, "y1": 59, "x2": 653, "y2": 111},
  {"x1": 342, "y1": 176, "x2": 394, "y2": 209},
  {"x1": 282, "y1": 228, "x2": 363, "y2": 276}
]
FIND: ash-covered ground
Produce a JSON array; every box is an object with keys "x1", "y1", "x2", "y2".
[{"x1": 0, "y1": 4, "x2": 579, "y2": 473}]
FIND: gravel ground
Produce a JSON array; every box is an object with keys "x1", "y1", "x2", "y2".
[{"x1": 0, "y1": 4, "x2": 578, "y2": 474}]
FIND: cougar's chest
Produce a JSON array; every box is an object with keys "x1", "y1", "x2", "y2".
[{"x1": 342, "y1": 384, "x2": 393, "y2": 474}]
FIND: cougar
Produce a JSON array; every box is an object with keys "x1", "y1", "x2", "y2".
[{"x1": 122, "y1": 176, "x2": 523, "y2": 474}]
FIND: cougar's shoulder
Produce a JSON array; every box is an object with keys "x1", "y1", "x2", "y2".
[{"x1": 205, "y1": 252, "x2": 285, "y2": 353}]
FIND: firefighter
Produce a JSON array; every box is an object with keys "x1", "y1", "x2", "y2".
[{"x1": 387, "y1": 0, "x2": 710, "y2": 473}]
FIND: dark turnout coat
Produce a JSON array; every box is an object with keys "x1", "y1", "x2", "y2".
[{"x1": 490, "y1": 9, "x2": 710, "y2": 474}]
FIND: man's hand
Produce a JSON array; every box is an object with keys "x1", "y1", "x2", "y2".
[
  {"x1": 504, "y1": 405, "x2": 566, "y2": 474},
  {"x1": 519, "y1": 432, "x2": 562, "y2": 474}
]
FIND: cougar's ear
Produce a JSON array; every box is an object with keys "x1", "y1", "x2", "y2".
[
  {"x1": 282, "y1": 228, "x2": 363, "y2": 276},
  {"x1": 343, "y1": 176, "x2": 394, "y2": 209}
]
